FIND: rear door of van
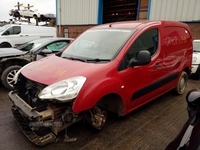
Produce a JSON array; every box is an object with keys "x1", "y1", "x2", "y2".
[{"x1": 161, "y1": 26, "x2": 192, "y2": 92}]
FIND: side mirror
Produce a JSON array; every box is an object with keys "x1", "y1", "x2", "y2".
[
  {"x1": 128, "y1": 50, "x2": 151, "y2": 67},
  {"x1": 40, "y1": 49, "x2": 52, "y2": 55},
  {"x1": 186, "y1": 89, "x2": 200, "y2": 106},
  {"x1": 186, "y1": 89, "x2": 200, "y2": 118}
]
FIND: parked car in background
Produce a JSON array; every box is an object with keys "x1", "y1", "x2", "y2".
[
  {"x1": 0, "y1": 24, "x2": 57, "y2": 47},
  {"x1": 40, "y1": 13, "x2": 56, "y2": 22},
  {"x1": 9, "y1": 9, "x2": 40, "y2": 20},
  {"x1": 191, "y1": 40, "x2": 200, "y2": 79},
  {"x1": 0, "y1": 37, "x2": 73, "y2": 89}
]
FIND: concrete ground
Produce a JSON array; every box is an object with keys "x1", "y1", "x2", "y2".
[{"x1": 0, "y1": 78, "x2": 199, "y2": 150}]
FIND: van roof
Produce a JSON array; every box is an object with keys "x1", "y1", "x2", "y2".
[
  {"x1": 92, "y1": 20, "x2": 189, "y2": 30},
  {"x1": 4, "y1": 24, "x2": 55, "y2": 28}
]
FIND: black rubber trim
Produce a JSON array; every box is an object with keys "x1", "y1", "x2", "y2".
[{"x1": 131, "y1": 72, "x2": 179, "y2": 101}]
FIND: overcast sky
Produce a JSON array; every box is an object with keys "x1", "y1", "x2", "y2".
[{"x1": 0, "y1": 0, "x2": 56, "y2": 21}]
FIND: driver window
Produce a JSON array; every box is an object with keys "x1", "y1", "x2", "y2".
[
  {"x1": 3, "y1": 26, "x2": 21, "y2": 35},
  {"x1": 118, "y1": 28, "x2": 158, "y2": 71}
]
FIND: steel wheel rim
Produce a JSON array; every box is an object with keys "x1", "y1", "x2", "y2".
[
  {"x1": 179, "y1": 75, "x2": 187, "y2": 92},
  {"x1": 7, "y1": 69, "x2": 19, "y2": 87}
]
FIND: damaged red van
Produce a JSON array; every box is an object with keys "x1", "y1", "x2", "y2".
[{"x1": 9, "y1": 20, "x2": 193, "y2": 146}]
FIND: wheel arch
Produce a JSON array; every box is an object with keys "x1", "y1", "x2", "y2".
[
  {"x1": 183, "y1": 66, "x2": 191, "y2": 77},
  {"x1": 96, "y1": 93, "x2": 125, "y2": 117},
  {"x1": 0, "y1": 42, "x2": 12, "y2": 48},
  {"x1": 0, "y1": 58, "x2": 29, "y2": 75},
  {"x1": 33, "y1": 14, "x2": 39, "y2": 18},
  {"x1": 72, "y1": 78, "x2": 127, "y2": 116}
]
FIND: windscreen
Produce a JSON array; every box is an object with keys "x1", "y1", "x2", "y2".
[
  {"x1": 16, "y1": 38, "x2": 51, "y2": 51},
  {"x1": 0, "y1": 24, "x2": 11, "y2": 32},
  {"x1": 61, "y1": 28, "x2": 136, "y2": 62}
]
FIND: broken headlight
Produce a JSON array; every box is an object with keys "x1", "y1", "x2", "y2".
[{"x1": 38, "y1": 76, "x2": 86, "y2": 102}]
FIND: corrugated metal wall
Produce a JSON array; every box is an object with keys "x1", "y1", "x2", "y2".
[
  {"x1": 57, "y1": 0, "x2": 99, "y2": 25},
  {"x1": 149, "y1": 0, "x2": 200, "y2": 22}
]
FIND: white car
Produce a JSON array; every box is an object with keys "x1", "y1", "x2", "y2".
[
  {"x1": 191, "y1": 40, "x2": 200, "y2": 79},
  {"x1": 9, "y1": 9, "x2": 40, "y2": 19}
]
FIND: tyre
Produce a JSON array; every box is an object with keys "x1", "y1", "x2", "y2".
[
  {"x1": 193, "y1": 68, "x2": 200, "y2": 80},
  {"x1": 175, "y1": 71, "x2": 188, "y2": 95},
  {"x1": 0, "y1": 42, "x2": 11, "y2": 48},
  {"x1": 1, "y1": 65, "x2": 22, "y2": 90},
  {"x1": 193, "y1": 72, "x2": 200, "y2": 80}
]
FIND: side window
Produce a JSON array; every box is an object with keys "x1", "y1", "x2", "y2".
[
  {"x1": 3, "y1": 26, "x2": 21, "y2": 35},
  {"x1": 118, "y1": 28, "x2": 158, "y2": 71},
  {"x1": 13, "y1": 26, "x2": 21, "y2": 34},
  {"x1": 46, "y1": 41, "x2": 69, "y2": 52}
]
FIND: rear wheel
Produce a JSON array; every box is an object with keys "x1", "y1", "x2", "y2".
[
  {"x1": 1, "y1": 65, "x2": 22, "y2": 90},
  {"x1": 193, "y1": 68, "x2": 200, "y2": 80},
  {"x1": 175, "y1": 71, "x2": 188, "y2": 95}
]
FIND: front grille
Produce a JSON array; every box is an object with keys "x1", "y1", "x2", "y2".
[{"x1": 14, "y1": 74, "x2": 48, "y2": 112}]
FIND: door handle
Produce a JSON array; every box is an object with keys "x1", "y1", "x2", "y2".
[
  {"x1": 25, "y1": 35, "x2": 28, "y2": 36},
  {"x1": 19, "y1": 35, "x2": 23, "y2": 37}
]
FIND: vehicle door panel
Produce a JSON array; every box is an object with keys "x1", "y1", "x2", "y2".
[
  {"x1": 161, "y1": 26, "x2": 192, "y2": 92},
  {"x1": 3, "y1": 26, "x2": 24, "y2": 46},
  {"x1": 118, "y1": 28, "x2": 163, "y2": 111}
]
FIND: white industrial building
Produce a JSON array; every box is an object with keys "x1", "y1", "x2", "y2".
[{"x1": 55, "y1": 0, "x2": 200, "y2": 39}]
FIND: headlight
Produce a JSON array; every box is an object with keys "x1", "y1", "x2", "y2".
[{"x1": 38, "y1": 76, "x2": 86, "y2": 102}]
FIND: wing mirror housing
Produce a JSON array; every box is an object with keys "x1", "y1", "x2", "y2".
[
  {"x1": 186, "y1": 89, "x2": 200, "y2": 118},
  {"x1": 41, "y1": 49, "x2": 52, "y2": 54},
  {"x1": 129, "y1": 50, "x2": 151, "y2": 67}
]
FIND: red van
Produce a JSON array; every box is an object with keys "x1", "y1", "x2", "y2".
[{"x1": 9, "y1": 20, "x2": 193, "y2": 146}]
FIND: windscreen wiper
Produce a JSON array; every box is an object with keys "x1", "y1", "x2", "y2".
[
  {"x1": 64, "y1": 57, "x2": 87, "y2": 62},
  {"x1": 63, "y1": 57, "x2": 110, "y2": 62},
  {"x1": 86, "y1": 58, "x2": 110, "y2": 62}
]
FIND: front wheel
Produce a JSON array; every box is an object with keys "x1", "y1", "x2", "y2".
[
  {"x1": 85, "y1": 106, "x2": 107, "y2": 130},
  {"x1": 175, "y1": 71, "x2": 188, "y2": 95},
  {"x1": 0, "y1": 42, "x2": 11, "y2": 48},
  {"x1": 1, "y1": 65, "x2": 22, "y2": 90}
]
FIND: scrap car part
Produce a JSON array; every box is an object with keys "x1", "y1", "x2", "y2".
[
  {"x1": 90, "y1": 106, "x2": 107, "y2": 130},
  {"x1": 11, "y1": 106, "x2": 57, "y2": 146}
]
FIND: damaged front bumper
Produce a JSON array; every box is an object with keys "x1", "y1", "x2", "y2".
[
  {"x1": 9, "y1": 91, "x2": 57, "y2": 146},
  {"x1": 11, "y1": 105, "x2": 57, "y2": 146},
  {"x1": 9, "y1": 91, "x2": 82, "y2": 146}
]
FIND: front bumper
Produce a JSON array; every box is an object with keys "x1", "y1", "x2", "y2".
[
  {"x1": 9, "y1": 91, "x2": 57, "y2": 146},
  {"x1": 191, "y1": 64, "x2": 199, "y2": 74},
  {"x1": 191, "y1": 64, "x2": 200, "y2": 76}
]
